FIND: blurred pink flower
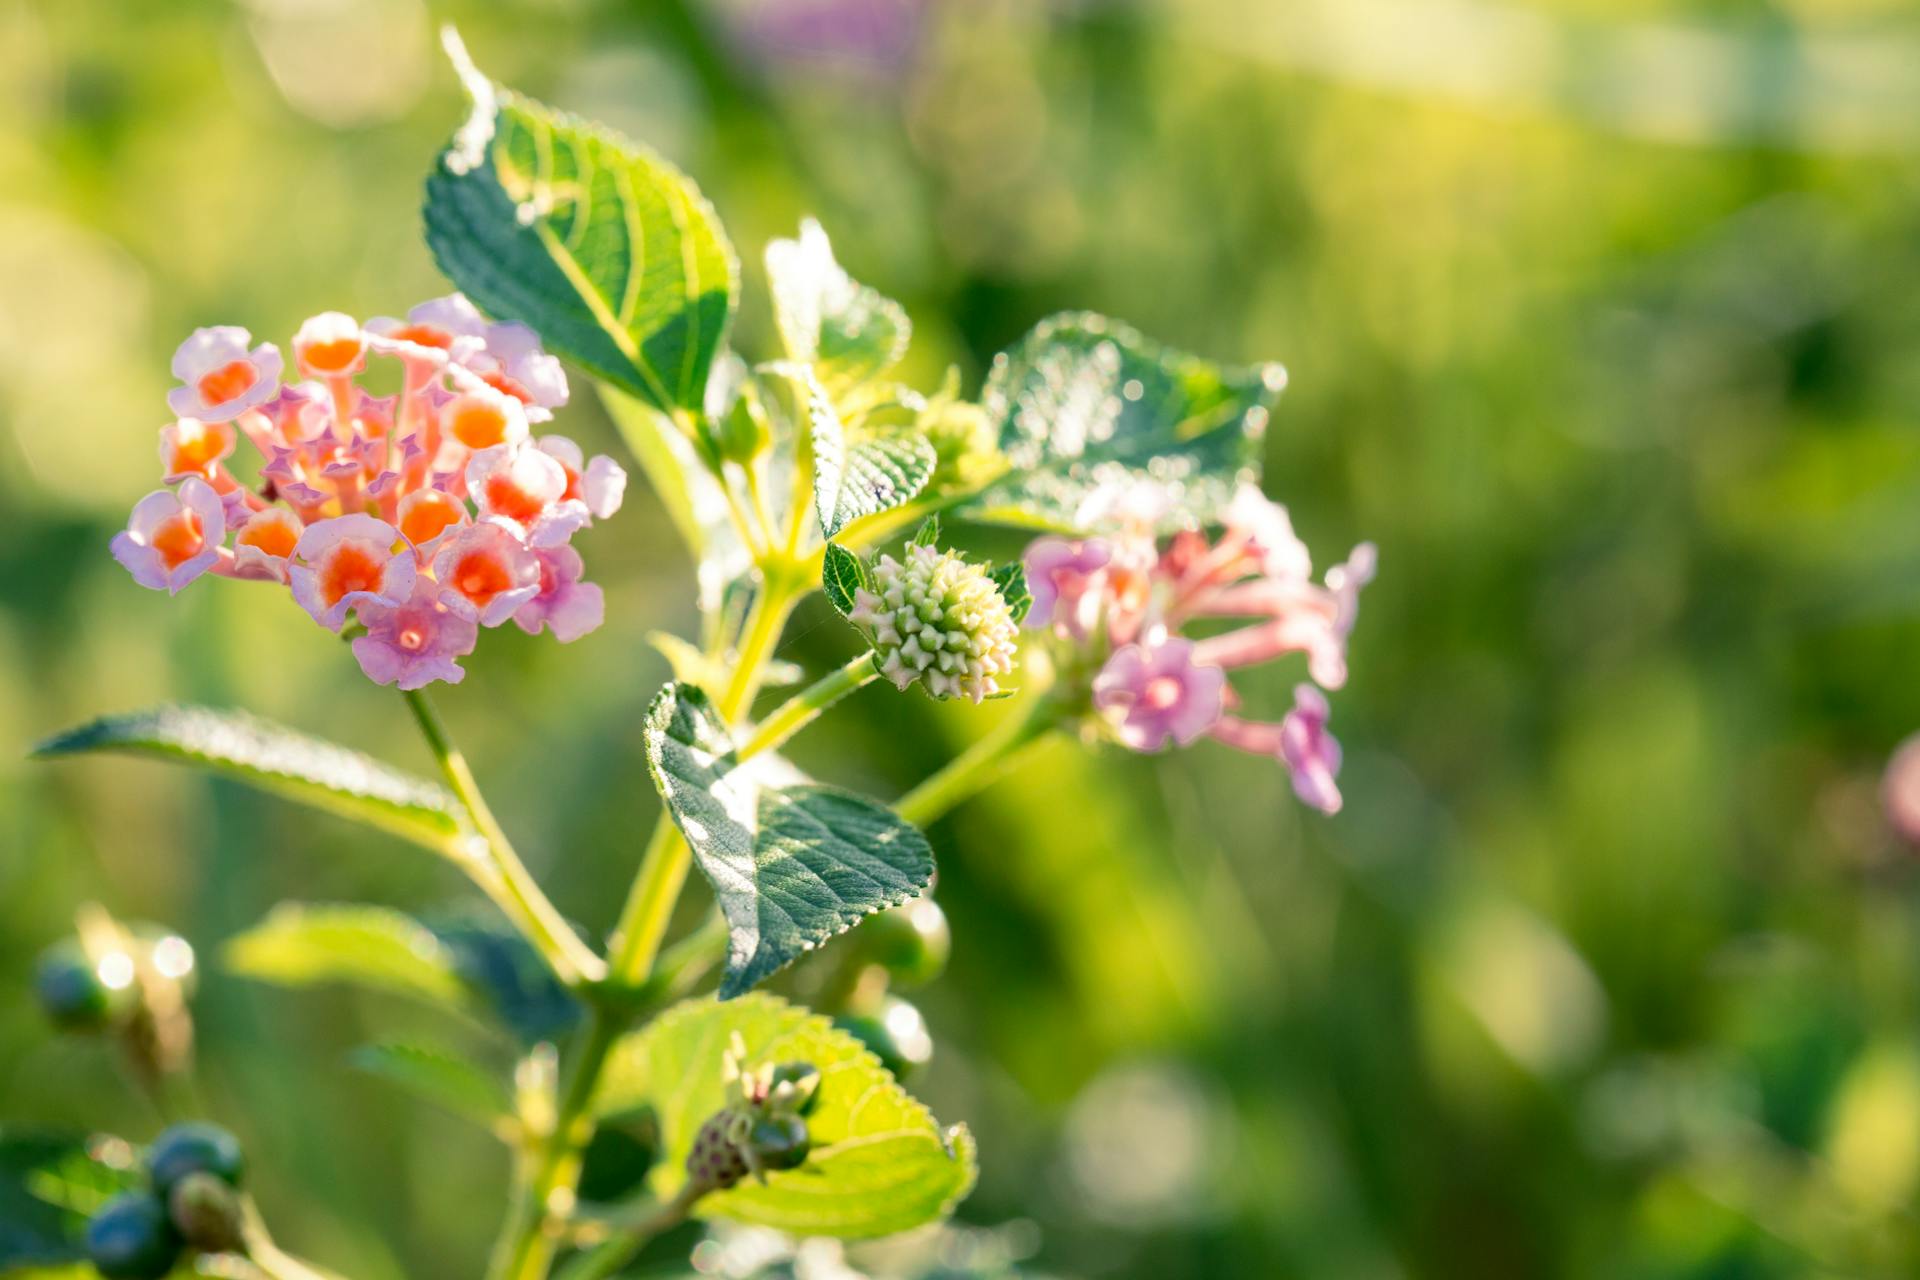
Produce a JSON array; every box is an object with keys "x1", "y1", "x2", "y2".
[
  {"x1": 1884, "y1": 733, "x2": 1920, "y2": 847},
  {"x1": 513, "y1": 545, "x2": 605, "y2": 643},
  {"x1": 1093, "y1": 636, "x2": 1227, "y2": 751},
  {"x1": 1280, "y1": 684, "x2": 1343, "y2": 814},
  {"x1": 1024, "y1": 536, "x2": 1112, "y2": 639}
]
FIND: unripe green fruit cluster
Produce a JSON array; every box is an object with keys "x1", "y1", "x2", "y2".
[
  {"x1": 684, "y1": 1058, "x2": 820, "y2": 1191},
  {"x1": 86, "y1": 1122, "x2": 245, "y2": 1279},
  {"x1": 33, "y1": 926, "x2": 195, "y2": 1035},
  {"x1": 835, "y1": 996, "x2": 934, "y2": 1082}
]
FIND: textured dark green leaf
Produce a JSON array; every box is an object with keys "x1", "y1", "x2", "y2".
[
  {"x1": 821, "y1": 543, "x2": 869, "y2": 619},
  {"x1": 766, "y1": 219, "x2": 911, "y2": 395},
  {"x1": 431, "y1": 914, "x2": 585, "y2": 1046},
  {"x1": 32, "y1": 706, "x2": 464, "y2": 854},
  {"x1": 964, "y1": 312, "x2": 1286, "y2": 531},
  {"x1": 989, "y1": 562, "x2": 1032, "y2": 625},
  {"x1": 349, "y1": 1041, "x2": 511, "y2": 1127},
  {"x1": 597, "y1": 994, "x2": 975, "y2": 1238},
  {"x1": 225, "y1": 904, "x2": 476, "y2": 1011},
  {"x1": 643, "y1": 684, "x2": 934, "y2": 998},
  {"x1": 425, "y1": 34, "x2": 737, "y2": 415},
  {"x1": 809, "y1": 371, "x2": 936, "y2": 538},
  {"x1": 0, "y1": 1131, "x2": 140, "y2": 1269}
]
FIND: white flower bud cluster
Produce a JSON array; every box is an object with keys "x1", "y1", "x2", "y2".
[{"x1": 849, "y1": 544, "x2": 1019, "y2": 703}]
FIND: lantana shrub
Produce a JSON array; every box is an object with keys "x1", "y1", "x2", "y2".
[{"x1": 19, "y1": 30, "x2": 1373, "y2": 1280}]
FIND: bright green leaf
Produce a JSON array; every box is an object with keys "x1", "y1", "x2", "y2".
[
  {"x1": 596, "y1": 994, "x2": 975, "y2": 1239},
  {"x1": 225, "y1": 904, "x2": 475, "y2": 1012},
  {"x1": 349, "y1": 1041, "x2": 511, "y2": 1128},
  {"x1": 910, "y1": 514, "x2": 941, "y2": 548},
  {"x1": 32, "y1": 706, "x2": 465, "y2": 856},
  {"x1": 644, "y1": 684, "x2": 934, "y2": 998},
  {"x1": 809, "y1": 371, "x2": 936, "y2": 538},
  {"x1": 821, "y1": 543, "x2": 869, "y2": 619},
  {"x1": 964, "y1": 312, "x2": 1286, "y2": 531},
  {"x1": 766, "y1": 219, "x2": 911, "y2": 395},
  {"x1": 425, "y1": 31, "x2": 737, "y2": 415},
  {"x1": 989, "y1": 562, "x2": 1032, "y2": 625}
]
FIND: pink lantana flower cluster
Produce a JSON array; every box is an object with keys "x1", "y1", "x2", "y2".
[
  {"x1": 1024, "y1": 483, "x2": 1375, "y2": 814},
  {"x1": 113, "y1": 296, "x2": 626, "y2": 689}
]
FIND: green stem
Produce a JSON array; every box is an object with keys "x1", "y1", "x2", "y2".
[
  {"x1": 606, "y1": 815, "x2": 692, "y2": 986},
  {"x1": 895, "y1": 695, "x2": 1066, "y2": 828},
  {"x1": 736, "y1": 651, "x2": 879, "y2": 761},
  {"x1": 403, "y1": 691, "x2": 605, "y2": 987},
  {"x1": 491, "y1": 1011, "x2": 624, "y2": 1280},
  {"x1": 718, "y1": 573, "x2": 801, "y2": 720},
  {"x1": 553, "y1": 1180, "x2": 708, "y2": 1280}
]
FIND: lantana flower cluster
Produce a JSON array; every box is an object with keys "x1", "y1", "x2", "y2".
[
  {"x1": 112, "y1": 297, "x2": 626, "y2": 689},
  {"x1": 1024, "y1": 484, "x2": 1375, "y2": 814},
  {"x1": 848, "y1": 544, "x2": 1021, "y2": 703}
]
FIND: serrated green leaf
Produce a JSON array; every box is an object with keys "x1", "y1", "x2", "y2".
[
  {"x1": 821, "y1": 544, "x2": 869, "y2": 619},
  {"x1": 766, "y1": 219, "x2": 911, "y2": 395},
  {"x1": 809, "y1": 371, "x2": 936, "y2": 539},
  {"x1": 644, "y1": 684, "x2": 934, "y2": 998},
  {"x1": 225, "y1": 904, "x2": 475, "y2": 1012},
  {"x1": 425, "y1": 32, "x2": 737, "y2": 415},
  {"x1": 989, "y1": 562, "x2": 1032, "y2": 625},
  {"x1": 596, "y1": 994, "x2": 975, "y2": 1239},
  {"x1": 0, "y1": 1130, "x2": 140, "y2": 1269},
  {"x1": 964, "y1": 312, "x2": 1285, "y2": 531},
  {"x1": 32, "y1": 706, "x2": 465, "y2": 856},
  {"x1": 910, "y1": 515, "x2": 942, "y2": 548},
  {"x1": 350, "y1": 1041, "x2": 511, "y2": 1128}
]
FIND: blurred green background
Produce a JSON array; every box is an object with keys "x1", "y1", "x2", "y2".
[{"x1": 9, "y1": 0, "x2": 1920, "y2": 1275}]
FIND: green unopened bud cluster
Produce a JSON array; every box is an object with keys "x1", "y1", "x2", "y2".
[
  {"x1": 685, "y1": 1035, "x2": 821, "y2": 1193},
  {"x1": 848, "y1": 544, "x2": 1018, "y2": 703},
  {"x1": 87, "y1": 1122, "x2": 246, "y2": 1279}
]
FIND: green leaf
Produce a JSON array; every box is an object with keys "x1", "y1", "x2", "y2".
[
  {"x1": 989, "y1": 562, "x2": 1032, "y2": 626},
  {"x1": 349, "y1": 1041, "x2": 511, "y2": 1128},
  {"x1": 430, "y1": 914, "x2": 585, "y2": 1047},
  {"x1": 910, "y1": 514, "x2": 942, "y2": 548},
  {"x1": 425, "y1": 31, "x2": 737, "y2": 415},
  {"x1": 964, "y1": 312, "x2": 1286, "y2": 531},
  {"x1": 766, "y1": 219, "x2": 911, "y2": 395},
  {"x1": 0, "y1": 1130, "x2": 140, "y2": 1269},
  {"x1": 809, "y1": 371, "x2": 936, "y2": 539},
  {"x1": 32, "y1": 706, "x2": 465, "y2": 856},
  {"x1": 644, "y1": 684, "x2": 934, "y2": 998},
  {"x1": 596, "y1": 994, "x2": 975, "y2": 1238},
  {"x1": 821, "y1": 543, "x2": 870, "y2": 619},
  {"x1": 225, "y1": 904, "x2": 475, "y2": 1012}
]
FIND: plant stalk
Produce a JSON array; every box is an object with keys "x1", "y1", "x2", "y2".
[
  {"x1": 895, "y1": 694, "x2": 1065, "y2": 828},
  {"x1": 736, "y1": 651, "x2": 879, "y2": 761},
  {"x1": 403, "y1": 690, "x2": 606, "y2": 987}
]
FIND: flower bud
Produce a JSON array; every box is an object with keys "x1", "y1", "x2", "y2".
[
  {"x1": 848, "y1": 544, "x2": 1019, "y2": 703},
  {"x1": 685, "y1": 1110, "x2": 753, "y2": 1192},
  {"x1": 767, "y1": 1062, "x2": 821, "y2": 1117}
]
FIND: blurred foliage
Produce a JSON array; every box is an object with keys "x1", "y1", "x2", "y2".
[{"x1": 9, "y1": 0, "x2": 1920, "y2": 1277}]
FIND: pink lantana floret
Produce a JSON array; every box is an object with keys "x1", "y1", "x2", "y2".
[
  {"x1": 231, "y1": 507, "x2": 304, "y2": 582},
  {"x1": 288, "y1": 514, "x2": 416, "y2": 631},
  {"x1": 292, "y1": 311, "x2": 368, "y2": 378},
  {"x1": 111, "y1": 477, "x2": 227, "y2": 594},
  {"x1": 350, "y1": 578, "x2": 479, "y2": 690},
  {"x1": 512, "y1": 544, "x2": 605, "y2": 643},
  {"x1": 167, "y1": 327, "x2": 283, "y2": 422},
  {"x1": 158, "y1": 418, "x2": 236, "y2": 484},
  {"x1": 1222, "y1": 483, "x2": 1312, "y2": 581},
  {"x1": 1092, "y1": 636, "x2": 1227, "y2": 752},
  {"x1": 1279, "y1": 683, "x2": 1343, "y2": 814},
  {"x1": 482, "y1": 322, "x2": 570, "y2": 411},
  {"x1": 1024, "y1": 536, "x2": 1112, "y2": 639},
  {"x1": 467, "y1": 443, "x2": 585, "y2": 548},
  {"x1": 537, "y1": 436, "x2": 627, "y2": 520},
  {"x1": 432, "y1": 519, "x2": 541, "y2": 627}
]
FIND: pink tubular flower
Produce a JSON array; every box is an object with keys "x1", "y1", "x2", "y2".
[
  {"x1": 158, "y1": 417, "x2": 237, "y2": 486},
  {"x1": 1024, "y1": 536, "x2": 1112, "y2": 639},
  {"x1": 111, "y1": 477, "x2": 226, "y2": 594},
  {"x1": 167, "y1": 327, "x2": 283, "y2": 422},
  {"x1": 288, "y1": 514, "x2": 416, "y2": 631},
  {"x1": 1279, "y1": 684, "x2": 1343, "y2": 814},
  {"x1": 1221, "y1": 483, "x2": 1312, "y2": 581},
  {"x1": 1093, "y1": 636, "x2": 1227, "y2": 751},
  {"x1": 396, "y1": 486, "x2": 469, "y2": 554},
  {"x1": 480, "y1": 323, "x2": 569, "y2": 411},
  {"x1": 467, "y1": 443, "x2": 584, "y2": 547},
  {"x1": 537, "y1": 436, "x2": 626, "y2": 520},
  {"x1": 432, "y1": 520, "x2": 540, "y2": 626},
  {"x1": 1885, "y1": 733, "x2": 1920, "y2": 847},
  {"x1": 367, "y1": 294, "x2": 488, "y2": 358},
  {"x1": 350, "y1": 578, "x2": 479, "y2": 690},
  {"x1": 1191, "y1": 541, "x2": 1376, "y2": 691},
  {"x1": 512, "y1": 544, "x2": 605, "y2": 642},
  {"x1": 231, "y1": 507, "x2": 303, "y2": 581}
]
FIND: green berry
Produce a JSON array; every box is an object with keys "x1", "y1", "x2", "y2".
[
  {"x1": 33, "y1": 940, "x2": 125, "y2": 1032},
  {"x1": 748, "y1": 1113, "x2": 811, "y2": 1172},
  {"x1": 148, "y1": 1123, "x2": 244, "y2": 1198},
  {"x1": 167, "y1": 1171, "x2": 245, "y2": 1253},
  {"x1": 834, "y1": 996, "x2": 934, "y2": 1081},
  {"x1": 86, "y1": 1192, "x2": 181, "y2": 1280},
  {"x1": 862, "y1": 899, "x2": 950, "y2": 988}
]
